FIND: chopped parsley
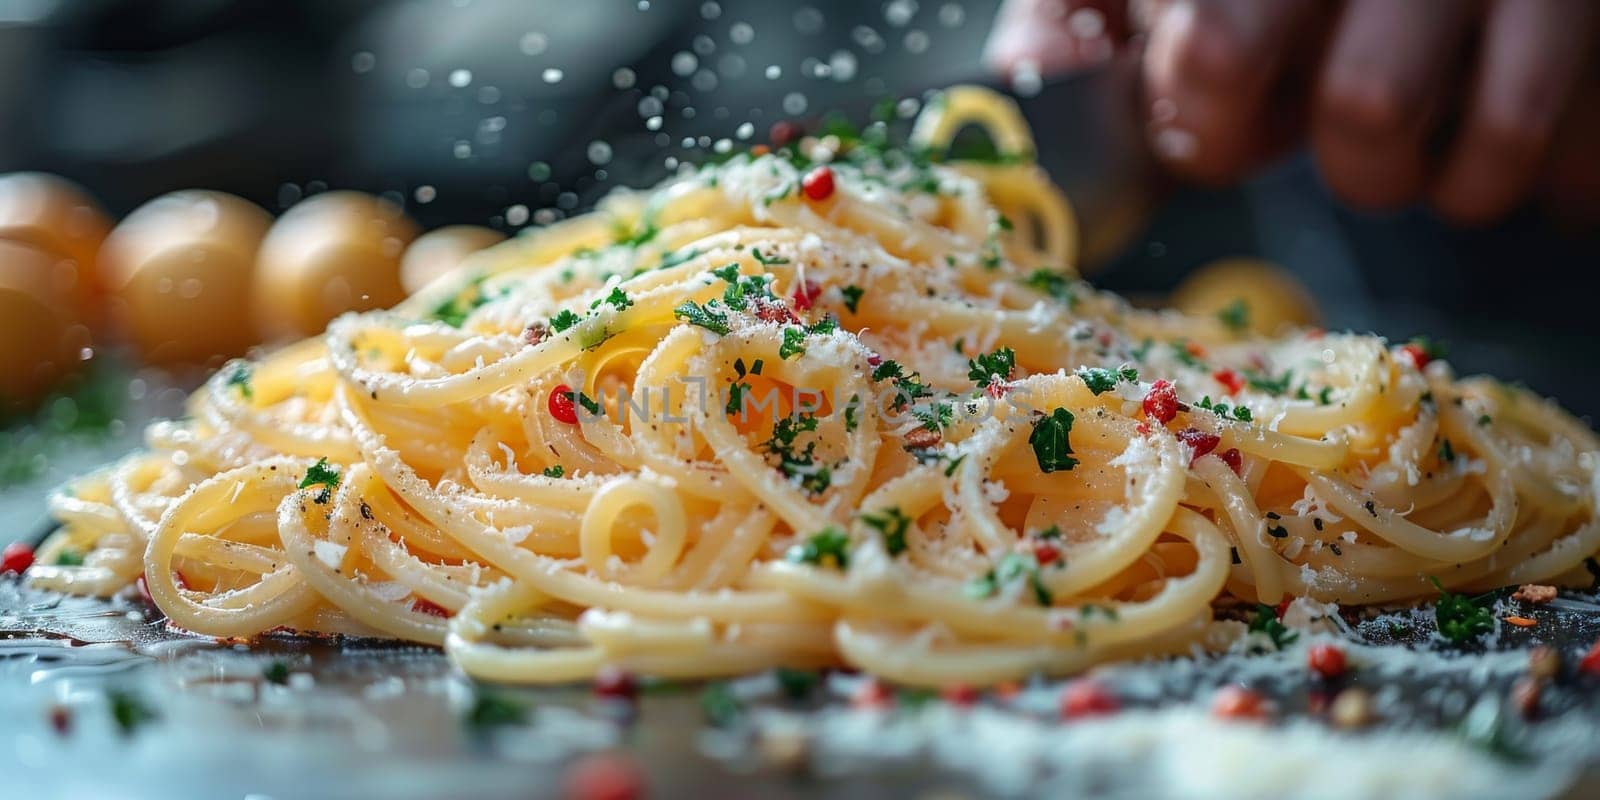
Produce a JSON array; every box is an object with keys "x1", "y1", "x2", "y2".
[
  {"x1": 1028, "y1": 407, "x2": 1079, "y2": 473},
  {"x1": 1247, "y1": 603, "x2": 1299, "y2": 650},
  {"x1": 614, "y1": 219, "x2": 659, "y2": 248},
  {"x1": 108, "y1": 690, "x2": 157, "y2": 735},
  {"x1": 1023, "y1": 269, "x2": 1073, "y2": 303},
  {"x1": 429, "y1": 276, "x2": 498, "y2": 327},
  {"x1": 226, "y1": 363, "x2": 253, "y2": 400},
  {"x1": 596, "y1": 287, "x2": 633, "y2": 311},
  {"x1": 1245, "y1": 369, "x2": 1293, "y2": 396},
  {"x1": 1429, "y1": 576, "x2": 1495, "y2": 645},
  {"x1": 700, "y1": 683, "x2": 744, "y2": 728},
  {"x1": 1438, "y1": 439, "x2": 1456, "y2": 463},
  {"x1": 466, "y1": 688, "x2": 528, "y2": 729},
  {"x1": 548, "y1": 309, "x2": 583, "y2": 333},
  {"x1": 263, "y1": 660, "x2": 290, "y2": 685},
  {"x1": 299, "y1": 458, "x2": 341, "y2": 504},
  {"x1": 1409, "y1": 336, "x2": 1448, "y2": 361},
  {"x1": 860, "y1": 507, "x2": 911, "y2": 556},
  {"x1": 1036, "y1": 525, "x2": 1062, "y2": 540},
  {"x1": 1196, "y1": 395, "x2": 1254, "y2": 422},
  {"x1": 871, "y1": 359, "x2": 932, "y2": 408},
  {"x1": 53, "y1": 549, "x2": 84, "y2": 566},
  {"x1": 967, "y1": 347, "x2": 1016, "y2": 388},
  {"x1": 542, "y1": 465, "x2": 565, "y2": 478},
  {"x1": 786, "y1": 526, "x2": 851, "y2": 569},
  {"x1": 965, "y1": 553, "x2": 1053, "y2": 606},
  {"x1": 751, "y1": 247, "x2": 790, "y2": 265},
  {"x1": 912, "y1": 400, "x2": 954, "y2": 432},
  {"x1": 674, "y1": 300, "x2": 732, "y2": 335},
  {"x1": 779, "y1": 327, "x2": 807, "y2": 360},
  {"x1": 1217, "y1": 298, "x2": 1250, "y2": 333},
  {"x1": 1075, "y1": 365, "x2": 1139, "y2": 396},
  {"x1": 840, "y1": 285, "x2": 865, "y2": 314}
]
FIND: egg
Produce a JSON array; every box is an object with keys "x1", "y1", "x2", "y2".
[
  {"x1": 98, "y1": 190, "x2": 271, "y2": 364},
  {"x1": 400, "y1": 225, "x2": 505, "y2": 295},
  {"x1": 254, "y1": 191, "x2": 418, "y2": 338},
  {"x1": 1171, "y1": 258, "x2": 1320, "y2": 336},
  {"x1": 0, "y1": 240, "x2": 91, "y2": 408},
  {"x1": 0, "y1": 172, "x2": 112, "y2": 322}
]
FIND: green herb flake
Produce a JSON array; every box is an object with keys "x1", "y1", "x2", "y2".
[
  {"x1": 674, "y1": 300, "x2": 732, "y2": 336},
  {"x1": 263, "y1": 660, "x2": 290, "y2": 685},
  {"x1": 785, "y1": 526, "x2": 851, "y2": 569},
  {"x1": 1247, "y1": 603, "x2": 1299, "y2": 650},
  {"x1": 967, "y1": 347, "x2": 1016, "y2": 388},
  {"x1": 53, "y1": 549, "x2": 84, "y2": 567},
  {"x1": 542, "y1": 465, "x2": 565, "y2": 479},
  {"x1": 779, "y1": 327, "x2": 807, "y2": 360},
  {"x1": 1028, "y1": 407, "x2": 1079, "y2": 473},
  {"x1": 549, "y1": 309, "x2": 583, "y2": 333},
  {"x1": 226, "y1": 363, "x2": 253, "y2": 400},
  {"x1": 299, "y1": 458, "x2": 341, "y2": 504},
  {"x1": 1429, "y1": 576, "x2": 1495, "y2": 645},
  {"x1": 466, "y1": 688, "x2": 528, "y2": 729},
  {"x1": 860, "y1": 507, "x2": 911, "y2": 556},
  {"x1": 840, "y1": 285, "x2": 865, "y2": 314},
  {"x1": 108, "y1": 690, "x2": 157, "y2": 735},
  {"x1": 1217, "y1": 298, "x2": 1250, "y2": 333}
]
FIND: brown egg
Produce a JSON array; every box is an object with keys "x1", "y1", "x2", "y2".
[
  {"x1": 254, "y1": 191, "x2": 418, "y2": 338},
  {"x1": 0, "y1": 241, "x2": 91, "y2": 408},
  {"x1": 98, "y1": 190, "x2": 271, "y2": 364},
  {"x1": 400, "y1": 225, "x2": 505, "y2": 295},
  {"x1": 1171, "y1": 258, "x2": 1320, "y2": 336},
  {"x1": 0, "y1": 172, "x2": 112, "y2": 322}
]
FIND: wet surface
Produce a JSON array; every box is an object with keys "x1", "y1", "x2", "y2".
[{"x1": 5, "y1": 579, "x2": 1600, "y2": 799}]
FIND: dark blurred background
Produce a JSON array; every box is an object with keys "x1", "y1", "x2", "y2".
[{"x1": 0, "y1": 0, "x2": 1596, "y2": 418}]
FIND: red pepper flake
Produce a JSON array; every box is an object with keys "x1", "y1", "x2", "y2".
[
  {"x1": 1033, "y1": 542, "x2": 1061, "y2": 566},
  {"x1": 1142, "y1": 380, "x2": 1179, "y2": 425},
  {"x1": 412, "y1": 598, "x2": 454, "y2": 618},
  {"x1": 984, "y1": 381, "x2": 1009, "y2": 400},
  {"x1": 1059, "y1": 679, "x2": 1119, "y2": 719},
  {"x1": 1185, "y1": 341, "x2": 1207, "y2": 359},
  {"x1": 1218, "y1": 447, "x2": 1243, "y2": 475},
  {"x1": 592, "y1": 666, "x2": 638, "y2": 700},
  {"x1": 904, "y1": 426, "x2": 942, "y2": 449},
  {"x1": 769, "y1": 121, "x2": 802, "y2": 148},
  {"x1": 866, "y1": 353, "x2": 883, "y2": 368},
  {"x1": 1307, "y1": 643, "x2": 1347, "y2": 679},
  {"x1": 791, "y1": 279, "x2": 821, "y2": 310},
  {"x1": 750, "y1": 144, "x2": 771, "y2": 156},
  {"x1": 549, "y1": 384, "x2": 579, "y2": 425},
  {"x1": 48, "y1": 705, "x2": 71, "y2": 736},
  {"x1": 564, "y1": 752, "x2": 644, "y2": 800},
  {"x1": 851, "y1": 678, "x2": 894, "y2": 709},
  {"x1": 1398, "y1": 343, "x2": 1431, "y2": 370},
  {"x1": 752, "y1": 297, "x2": 800, "y2": 325},
  {"x1": 1135, "y1": 421, "x2": 1151, "y2": 436},
  {"x1": 1210, "y1": 685, "x2": 1270, "y2": 722},
  {"x1": 1580, "y1": 638, "x2": 1600, "y2": 675},
  {"x1": 1212, "y1": 368, "x2": 1244, "y2": 396},
  {"x1": 992, "y1": 680, "x2": 1022, "y2": 699},
  {"x1": 2, "y1": 541, "x2": 34, "y2": 574},
  {"x1": 1275, "y1": 597, "x2": 1293, "y2": 618},
  {"x1": 801, "y1": 166, "x2": 836, "y2": 202},
  {"x1": 941, "y1": 683, "x2": 980, "y2": 707},
  {"x1": 1510, "y1": 676, "x2": 1542, "y2": 720},
  {"x1": 523, "y1": 322, "x2": 548, "y2": 346},
  {"x1": 1503, "y1": 616, "x2": 1537, "y2": 628},
  {"x1": 1174, "y1": 427, "x2": 1221, "y2": 463},
  {"x1": 1305, "y1": 328, "x2": 1325, "y2": 340}
]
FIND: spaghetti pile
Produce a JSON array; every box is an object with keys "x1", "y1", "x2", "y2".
[{"x1": 30, "y1": 88, "x2": 1600, "y2": 686}]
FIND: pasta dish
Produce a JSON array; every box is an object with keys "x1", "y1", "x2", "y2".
[{"x1": 27, "y1": 87, "x2": 1600, "y2": 687}]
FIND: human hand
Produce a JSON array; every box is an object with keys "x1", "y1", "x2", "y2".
[{"x1": 987, "y1": 0, "x2": 1600, "y2": 226}]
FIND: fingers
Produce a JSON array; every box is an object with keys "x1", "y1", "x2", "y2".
[
  {"x1": 1431, "y1": 0, "x2": 1599, "y2": 225},
  {"x1": 1311, "y1": 0, "x2": 1480, "y2": 210},
  {"x1": 1537, "y1": 80, "x2": 1600, "y2": 229},
  {"x1": 1141, "y1": 0, "x2": 1329, "y2": 184},
  {"x1": 985, "y1": 0, "x2": 1134, "y2": 75}
]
